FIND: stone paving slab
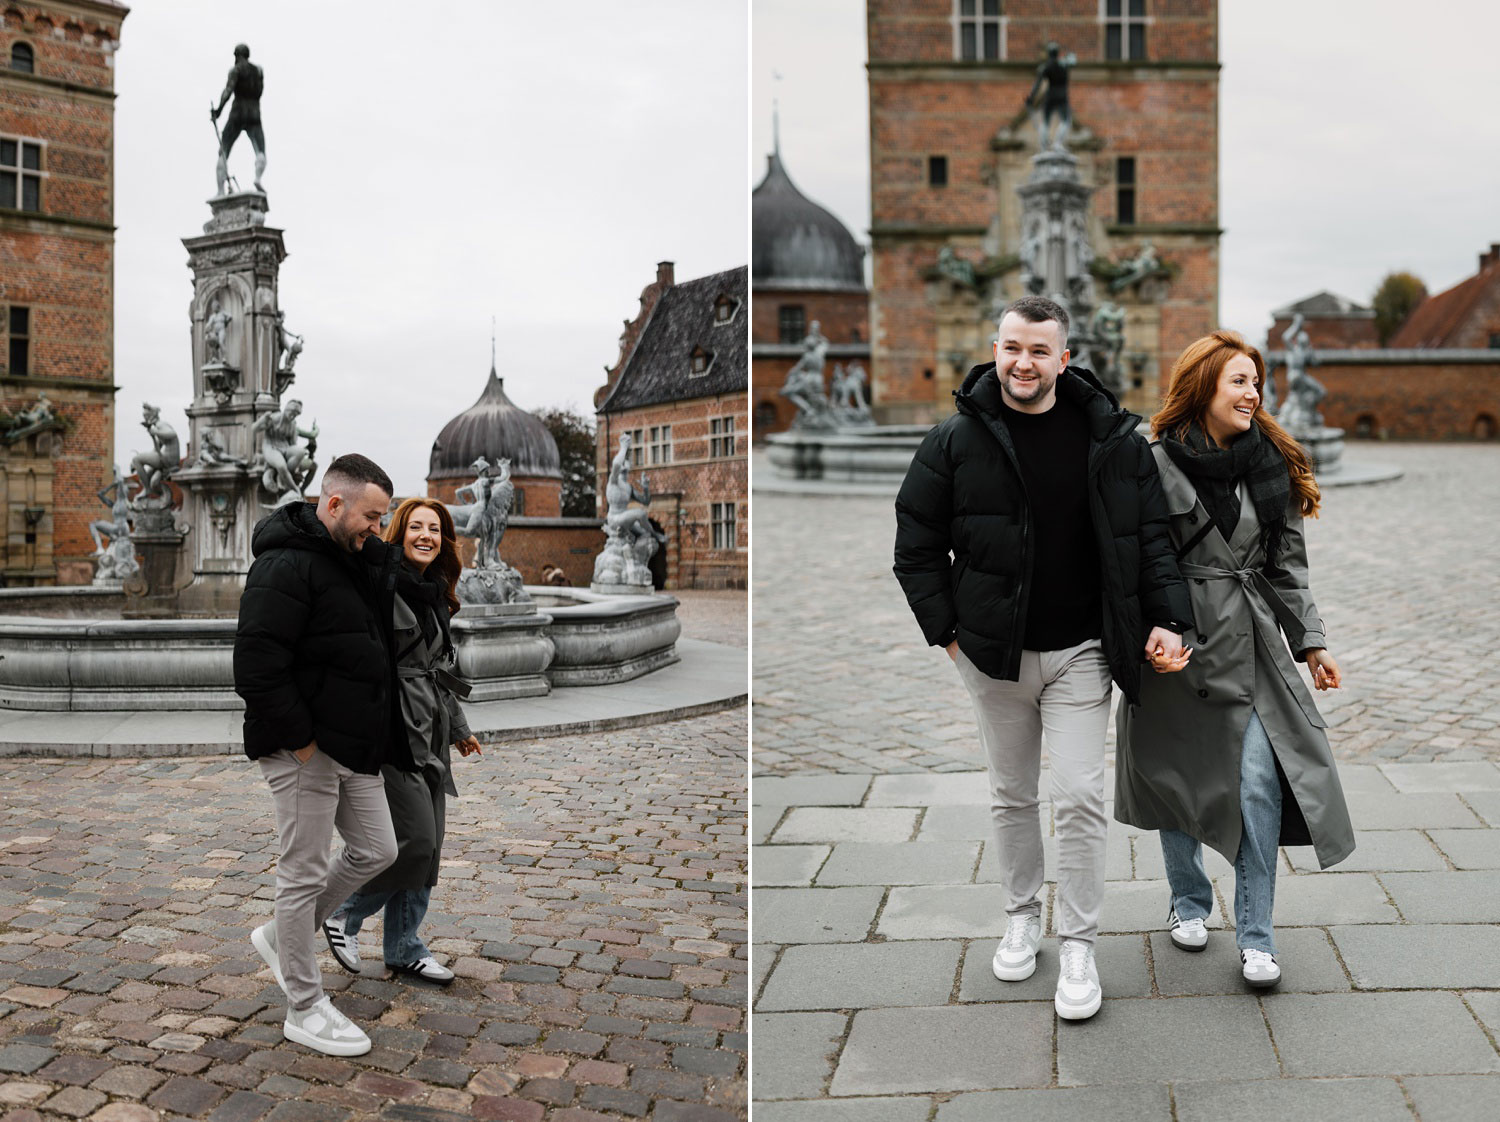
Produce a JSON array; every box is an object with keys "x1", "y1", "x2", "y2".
[
  {"x1": 752, "y1": 776, "x2": 872, "y2": 808},
  {"x1": 830, "y1": 1004, "x2": 1054, "y2": 1095},
  {"x1": 1380, "y1": 870, "x2": 1500, "y2": 922},
  {"x1": 751, "y1": 845, "x2": 830, "y2": 888},
  {"x1": 875, "y1": 886, "x2": 1018, "y2": 940},
  {"x1": 752, "y1": 889, "x2": 882, "y2": 944},
  {"x1": 1269, "y1": 872, "x2": 1400, "y2": 925},
  {"x1": 1462, "y1": 790, "x2": 1500, "y2": 826},
  {"x1": 769, "y1": 808, "x2": 919, "y2": 845},
  {"x1": 817, "y1": 841, "x2": 979, "y2": 886},
  {"x1": 750, "y1": 1012, "x2": 846, "y2": 1101},
  {"x1": 1330, "y1": 924, "x2": 1500, "y2": 989},
  {"x1": 1264, "y1": 992, "x2": 1500, "y2": 1077},
  {"x1": 1378, "y1": 762, "x2": 1500, "y2": 793},
  {"x1": 1285, "y1": 829, "x2": 1447, "y2": 873},
  {"x1": 1150, "y1": 927, "x2": 1351, "y2": 995},
  {"x1": 1427, "y1": 827, "x2": 1500, "y2": 869},
  {"x1": 1055, "y1": 996, "x2": 1279, "y2": 1084},
  {"x1": 0, "y1": 710, "x2": 748, "y2": 1120},
  {"x1": 1343, "y1": 791, "x2": 1486, "y2": 829},
  {"x1": 936, "y1": 1083, "x2": 1171, "y2": 1121},
  {"x1": 1172, "y1": 1076, "x2": 1414, "y2": 1122},
  {"x1": 755, "y1": 942, "x2": 960, "y2": 1012},
  {"x1": 1465, "y1": 990, "x2": 1500, "y2": 1035},
  {"x1": 755, "y1": 1096, "x2": 932, "y2": 1122},
  {"x1": 1404, "y1": 1074, "x2": 1500, "y2": 1122}
]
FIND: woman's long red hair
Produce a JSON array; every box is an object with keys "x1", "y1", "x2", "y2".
[
  {"x1": 384, "y1": 498, "x2": 462, "y2": 614},
  {"x1": 1152, "y1": 329, "x2": 1321, "y2": 518}
]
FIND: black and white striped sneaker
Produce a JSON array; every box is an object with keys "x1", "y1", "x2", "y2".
[{"x1": 322, "y1": 915, "x2": 361, "y2": 974}]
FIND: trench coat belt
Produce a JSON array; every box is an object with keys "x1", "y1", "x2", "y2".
[
  {"x1": 397, "y1": 663, "x2": 472, "y2": 700},
  {"x1": 1176, "y1": 562, "x2": 1308, "y2": 644}
]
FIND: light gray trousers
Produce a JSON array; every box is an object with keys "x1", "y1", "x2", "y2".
[
  {"x1": 956, "y1": 639, "x2": 1112, "y2": 944},
  {"x1": 259, "y1": 748, "x2": 398, "y2": 1009}
]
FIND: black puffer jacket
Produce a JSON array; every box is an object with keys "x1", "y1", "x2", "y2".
[
  {"x1": 234, "y1": 502, "x2": 408, "y2": 774},
  {"x1": 894, "y1": 364, "x2": 1192, "y2": 705}
]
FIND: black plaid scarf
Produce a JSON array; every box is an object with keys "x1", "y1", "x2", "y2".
[{"x1": 1162, "y1": 420, "x2": 1290, "y2": 574}]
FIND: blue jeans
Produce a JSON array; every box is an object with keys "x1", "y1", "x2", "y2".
[
  {"x1": 1160, "y1": 711, "x2": 1282, "y2": 954},
  {"x1": 334, "y1": 885, "x2": 433, "y2": 966}
]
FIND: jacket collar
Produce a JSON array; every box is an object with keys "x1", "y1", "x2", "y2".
[
  {"x1": 956, "y1": 363, "x2": 1136, "y2": 443},
  {"x1": 1150, "y1": 442, "x2": 1200, "y2": 516}
]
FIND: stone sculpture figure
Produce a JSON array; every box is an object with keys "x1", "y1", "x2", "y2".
[
  {"x1": 1091, "y1": 301, "x2": 1126, "y2": 392},
  {"x1": 274, "y1": 310, "x2": 303, "y2": 374},
  {"x1": 780, "y1": 321, "x2": 835, "y2": 428},
  {"x1": 210, "y1": 43, "x2": 266, "y2": 195},
  {"x1": 193, "y1": 427, "x2": 246, "y2": 468},
  {"x1": 203, "y1": 298, "x2": 233, "y2": 366},
  {"x1": 447, "y1": 457, "x2": 516, "y2": 571},
  {"x1": 592, "y1": 433, "x2": 667, "y2": 590},
  {"x1": 831, "y1": 361, "x2": 874, "y2": 424},
  {"x1": 13, "y1": 392, "x2": 54, "y2": 429},
  {"x1": 130, "y1": 404, "x2": 181, "y2": 503},
  {"x1": 936, "y1": 246, "x2": 976, "y2": 288},
  {"x1": 89, "y1": 464, "x2": 133, "y2": 558},
  {"x1": 1024, "y1": 42, "x2": 1077, "y2": 151},
  {"x1": 1276, "y1": 313, "x2": 1327, "y2": 433},
  {"x1": 1109, "y1": 241, "x2": 1162, "y2": 293},
  {"x1": 252, "y1": 398, "x2": 318, "y2": 506},
  {"x1": 1018, "y1": 216, "x2": 1047, "y2": 296}
]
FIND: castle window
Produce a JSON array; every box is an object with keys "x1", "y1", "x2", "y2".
[
  {"x1": 711, "y1": 501, "x2": 736, "y2": 550},
  {"x1": 710, "y1": 416, "x2": 736, "y2": 458},
  {"x1": 626, "y1": 428, "x2": 645, "y2": 467},
  {"x1": 928, "y1": 156, "x2": 948, "y2": 187},
  {"x1": 648, "y1": 424, "x2": 672, "y2": 465},
  {"x1": 10, "y1": 43, "x2": 34, "y2": 73},
  {"x1": 7, "y1": 305, "x2": 30, "y2": 375},
  {"x1": 1104, "y1": 0, "x2": 1148, "y2": 61},
  {"x1": 955, "y1": 0, "x2": 1004, "y2": 61},
  {"x1": 1489, "y1": 332, "x2": 1500, "y2": 349},
  {"x1": 690, "y1": 346, "x2": 714, "y2": 376},
  {"x1": 511, "y1": 488, "x2": 525, "y2": 516},
  {"x1": 778, "y1": 304, "x2": 806, "y2": 344},
  {"x1": 713, "y1": 292, "x2": 738, "y2": 324},
  {"x1": 1115, "y1": 156, "x2": 1136, "y2": 224},
  {"x1": 0, "y1": 135, "x2": 45, "y2": 212}
]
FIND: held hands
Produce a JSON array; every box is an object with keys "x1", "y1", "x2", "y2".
[
  {"x1": 1144, "y1": 627, "x2": 1192, "y2": 674},
  {"x1": 455, "y1": 735, "x2": 483, "y2": 757},
  {"x1": 1304, "y1": 648, "x2": 1342, "y2": 691}
]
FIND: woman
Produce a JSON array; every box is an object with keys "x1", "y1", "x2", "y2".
[
  {"x1": 322, "y1": 498, "x2": 482, "y2": 984},
  {"x1": 1116, "y1": 329, "x2": 1355, "y2": 988}
]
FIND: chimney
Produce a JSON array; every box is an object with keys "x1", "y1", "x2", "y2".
[
  {"x1": 656, "y1": 260, "x2": 675, "y2": 287},
  {"x1": 1483, "y1": 244, "x2": 1500, "y2": 271}
]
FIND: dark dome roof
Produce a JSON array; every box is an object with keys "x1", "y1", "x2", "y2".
[
  {"x1": 428, "y1": 366, "x2": 562, "y2": 480},
  {"x1": 752, "y1": 149, "x2": 864, "y2": 291}
]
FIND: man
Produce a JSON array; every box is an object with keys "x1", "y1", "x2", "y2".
[
  {"x1": 211, "y1": 43, "x2": 266, "y2": 194},
  {"x1": 235, "y1": 453, "x2": 411, "y2": 1056},
  {"x1": 894, "y1": 295, "x2": 1192, "y2": 1021}
]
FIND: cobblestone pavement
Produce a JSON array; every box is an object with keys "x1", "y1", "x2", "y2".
[
  {"x1": 0, "y1": 710, "x2": 747, "y2": 1122},
  {"x1": 752, "y1": 445, "x2": 1500, "y2": 775},
  {"x1": 671, "y1": 592, "x2": 747, "y2": 650}
]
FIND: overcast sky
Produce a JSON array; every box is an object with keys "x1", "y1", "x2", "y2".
[
  {"x1": 751, "y1": 0, "x2": 1500, "y2": 348},
  {"x1": 114, "y1": 1, "x2": 748, "y2": 495}
]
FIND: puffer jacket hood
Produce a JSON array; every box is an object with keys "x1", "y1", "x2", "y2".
[
  {"x1": 955, "y1": 363, "x2": 1132, "y2": 440},
  {"x1": 250, "y1": 500, "x2": 394, "y2": 567}
]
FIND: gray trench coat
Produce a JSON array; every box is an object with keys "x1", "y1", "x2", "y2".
[
  {"x1": 360, "y1": 592, "x2": 473, "y2": 894},
  {"x1": 1114, "y1": 443, "x2": 1355, "y2": 870}
]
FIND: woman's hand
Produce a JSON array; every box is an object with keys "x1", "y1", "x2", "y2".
[
  {"x1": 1147, "y1": 646, "x2": 1192, "y2": 674},
  {"x1": 455, "y1": 735, "x2": 483, "y2": 757},
  {"x1": 1304, "y1": 648, "x2": 1342, "y2": 691}
]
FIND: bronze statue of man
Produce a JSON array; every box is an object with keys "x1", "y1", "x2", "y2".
[
  {"x1": 211, "y1": 43, "x2": 266, "y2": 195},
  {"x1": 1025, "y1": 42, "x2": 1076, "y2": 151}
]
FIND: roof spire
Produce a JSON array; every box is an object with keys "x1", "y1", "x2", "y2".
[
  {"x1": 771, "y1": 69, "x2": 783, "y2": 156},
  {"x1": 490, "y1": 316, "x2": 496, "y2": 376}
]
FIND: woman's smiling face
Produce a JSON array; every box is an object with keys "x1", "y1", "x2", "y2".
[
  {"x1": 1204, "y1": 352, "x2": 1261, "y2": 445},
  {"x1": 403, "y1": 505, "x2": 443, "y2": 571}
]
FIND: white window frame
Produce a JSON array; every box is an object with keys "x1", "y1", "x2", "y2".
[
  {"x1": 709, "y1": 415, "x2": 736, "y2": 458},
  {"x1": 710, "y1": 501, "x2": 737, "y2": 551},
  {"x1": 1100, "y1": 0, "x2": 1150, "y2": 61},
  {"x1": 952, "y1": 0, "x2": 1007, "y2": 61},
  {"x1": 626, "y1": 427, "x2": 646, "y2": 467},
  {"x1": 713, "y1": 293, "x2": 740, "y2": 326},
  {"x1": 0, "y1": 133, "x2": 47, "y2": 213},
  {"x1": 648, "y1": 424, "x2": 672, "y2": 465}
]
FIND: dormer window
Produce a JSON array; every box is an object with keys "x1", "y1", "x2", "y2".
[
  {"x1": 713, "y1": 292, "x2": 739, "y2": 325},
  {"x1": 690, "y1": 345, "x2": 714, "y2": 376}
]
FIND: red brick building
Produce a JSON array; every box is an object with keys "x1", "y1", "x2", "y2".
[
  {"x1": 595, "y1": 262, "x2": 747, "y2": 589},
  {"x1": 866, "y1": 0, "x2": 1219, "y2": 422},
  {"x1": 1269, "y1": 291, "x2": 1377, "y2": 351},
  {"x1": 751, "y1": 140, "x2": 869, "y2": 439},
  {"x1": 1268, "y1": 245, "x2": 1500, "y2": 441},
  {"x1": 0, "y1": 0, "x2": 127, "y2": 585}
]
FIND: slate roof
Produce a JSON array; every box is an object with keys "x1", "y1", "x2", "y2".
[
  {"x1": 1269, "y1": 291, "x2": 1372, "y2": 319},
  {"x1": 1389, "y1": 260, "x2": 1500, "y2": 349},
  {"x1": 429, "y1": 364, "x2": 561, "y2": 480},
  {"x1": 752, "y1": 150, "x2": 865, "y2": 291},
  {"x1": 599, "y1": 266, "x2": 748, "y2": 414}
]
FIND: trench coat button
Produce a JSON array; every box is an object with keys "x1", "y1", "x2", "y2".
[
  {"x1": 1197, "y1": 688, "x2": 1208, "y2": 698},
  {"x1": 1188, "y1": 514, "x2": 1198, "y2": 524},
  {"x1": 1194, "y1": 578, "x2": 1205, "y2": 586},
  {"x1": 1197, "y1": 633, "x2": 1208, "y2": 644}
]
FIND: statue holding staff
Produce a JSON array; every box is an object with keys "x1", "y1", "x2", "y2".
[{"x1": 210, "y1": 43, "x2": 266, "y2": 195}]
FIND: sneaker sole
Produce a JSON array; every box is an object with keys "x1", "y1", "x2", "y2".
[
  {"x1": 1170, "y1": 931, "x2": 1208, "y2": 952},
  {"x1": 322, "y1": 925, "x2": 362, "y2": 975},
  {"x1": 388, "y1": 963, "x2": 455, "y2": 985},
  {"x1": 282, "y1": 1019, "x2": 371, "y2": 1057},
  {"x1": 1244, "y1": 972, "x2": 1281, "y2": 989},
  {"x1": 1055, "y1": 992, "x2": 1102, "y2": 1020},
  {"x1": 991, "y1": 955, "x2": 1038, "y2": 982},
  {"x1": 250, "y1": 926, "x2": 289, "y2": 997}
]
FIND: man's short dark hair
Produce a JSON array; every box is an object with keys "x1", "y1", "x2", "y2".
[
  {"x1": 999, "y1": 295, "x2": 1070, "y2": 347},
  {"x1": 322, "y1": 453, "x2": 393, "y2": 500}
]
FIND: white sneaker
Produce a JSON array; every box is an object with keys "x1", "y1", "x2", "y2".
[
  {"x1": 250, "y1": 921, "x2": 288, "y2": 997},
  {"x1": 1167, "y1": 906, "x2": 1208, "y2": 952},
  {"x1": 390, "y1": 955, "x2": 455, "y2": 985},
  {"x1": 1054, "y1": 939, "x2": 1102, "y2": 1021},
  {"x1": 1241, "y1": 948, "x2": 1281, "y2": 988},
  {"x1": 322, "y1": 915, "x2": 361, "y2": 974},
  {"x1": 991, "y1": 914, "x2": 1043, "y2": 981},
  {"x1": 283, "y1": 996, "x2": 372, "y2": 1056}
]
